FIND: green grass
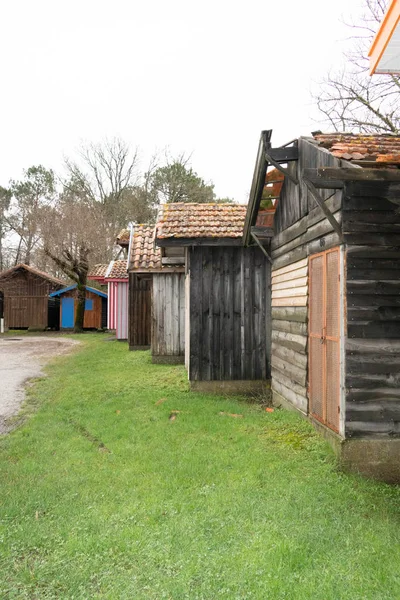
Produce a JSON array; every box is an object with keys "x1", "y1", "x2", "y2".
[{"x1": 0, "y1": 335, "x2": 400, "y2": 599}]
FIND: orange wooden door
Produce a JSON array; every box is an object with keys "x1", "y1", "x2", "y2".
[{"x1": 309, "y1": 247, "x2": 341, "y2": 432}]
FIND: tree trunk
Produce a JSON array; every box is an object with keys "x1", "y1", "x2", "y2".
[{"x1": 75, "y1": 282, "x2": 86, "y2": 332}]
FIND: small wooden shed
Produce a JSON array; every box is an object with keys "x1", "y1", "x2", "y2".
[
  {"x1": 244, "y1": 129, "x2": 400, "y2": 482},
  {"x1": 127, "y1": 225, "x2": 185, "y2": 362},
  {"x1": 49, "y1": 284, "x2": 107, "y2": 330},
  {"x1": 105, "y1": 260, "x2": 129, "y2": 340},
  {"x1": 155, "y1": 203, "x2": 272, "y2": 392},
  {"x1": 0, "y1": 264, "x2": 64, "y2": 330}
]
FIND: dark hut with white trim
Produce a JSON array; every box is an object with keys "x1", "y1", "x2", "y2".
[
  {"x1": 244, "y1": 129, "x2": 400, "y2": 482},
  {"x1": 155, "y1": 203, "x2": 272, "y2": 392}
]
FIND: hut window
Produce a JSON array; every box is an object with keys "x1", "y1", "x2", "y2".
[{"x1": 85, "y1": 299, "x2": 93, "y2": 311}]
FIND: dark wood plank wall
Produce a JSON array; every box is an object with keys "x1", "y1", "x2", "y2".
[
  {"x1": 188, "y1": 246, "x2": 270, "y2": 381},
  {"x1": 152, "y1": 273, "x2": 185, "y2": 357},
  {"x1": 343, "y1": 181, "x2": 400, "y2": 439},
  {"x1": 128, "y1": 273, "x2": 151, "y2": 348},
  {"x1": 0, "y1": 271, "x2": 60, "y2": 328}
]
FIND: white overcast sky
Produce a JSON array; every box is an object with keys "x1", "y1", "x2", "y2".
[{"x1": 1, "y1": 0, "x2": 369, "y2": 203}]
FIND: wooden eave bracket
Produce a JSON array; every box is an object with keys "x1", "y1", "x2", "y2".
[
  {"x1": 251, "y1": 232, "x2": 272, "y2": 263},
  {"x1": 303, "y1": 178, "x2": 343, "y2": 241},
  {"x1": 264, "y1": 148, "x2": 299, "y2": 185}
]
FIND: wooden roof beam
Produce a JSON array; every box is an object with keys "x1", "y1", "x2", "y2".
[{"x1": 304, "y1": 167, "x2": 400, "y2": 188}]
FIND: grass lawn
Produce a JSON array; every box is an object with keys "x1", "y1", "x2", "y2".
[{"x1": 1, "y1": 335, "x2": 400, "y2": 599}]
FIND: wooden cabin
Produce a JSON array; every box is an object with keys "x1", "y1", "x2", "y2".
[
  {"x1": 244, "y1": 129, "x2": 400, "y2": 482},
  {"x1": 155, "y1": 203, "x2": 272, "y2": 392},
  {"x1": 0, "y1": 264, "x2": 64, "y2": 330},
  {"x1": 127, "y1": 225, "x2": 185, "y2": 362},
  {"x1": 49, "y1": 284, "x2": 107, "y2": 330},
  {"x1": 104, "y1": 260, "x2": 129, "y2": 340}
]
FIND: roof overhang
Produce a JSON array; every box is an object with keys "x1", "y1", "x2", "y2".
[
  {"x1": 49, "y1": 284, "x2": 108, "y2": 298},
  {"x1": 369, "y1": 0, "x2": 400, "y2": 75},
  {"x1": 155, "y1": 237, "x2": 243, "y2": 247}
]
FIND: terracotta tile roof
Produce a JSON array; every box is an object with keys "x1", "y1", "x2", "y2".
[
  {"x1": 0, "y1": 263, "x2": 65, "y2": 286},
  {"x1": 127, "y1": 225, "x2": 160, "y2": 271},
  {"x1": 105, "y1": 260, "x2": 128, "y2": 280},
  {"x1": 128, "y1": 224, "x2": 184, "y2": 272},
  {"x1": 313, "y1": 133, "x2": 400, "y2": 164},
  {"x1": 116, "y1": 228, "x2": 130, "y2": 246},
  {"x1": 88, "y1": 264, "x2": 108, "y2": 279},
  {"x1": 156, "y1": 203, "x2": 246, "y2": 239}
]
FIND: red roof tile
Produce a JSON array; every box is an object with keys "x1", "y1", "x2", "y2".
[
  {"x1": 313, "y1": 133, "x2": 400, "y2": 163},
  {"x1": 156, "y1": 203, "x2": 246, "y2": 239},
  {"x1": 116, "y1": 228, "x2": 130, "y2": 246},
  {"x1": 105, "y1": 260, "x2": 128, "y2": 280},
  {"x1": 88, "y1": 264, "x2": 108, "y2": 279},
  {"x1": 128, "y1": 224, "x2": 184, "y2": 272}
]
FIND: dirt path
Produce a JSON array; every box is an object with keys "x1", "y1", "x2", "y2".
[{"x1": 0, "y1": 336, "x2": 78, "y2": 434}]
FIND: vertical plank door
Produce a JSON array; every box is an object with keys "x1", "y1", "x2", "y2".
[{"x1": 309, "y1": 247, "x2": 341, "y2": 433}]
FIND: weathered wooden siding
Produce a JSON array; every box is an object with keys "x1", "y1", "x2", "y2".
[
  {"x1": 189, "y1": 246, "x2": 270, "y2": 381},
  {"x1": 273, "y1": 138, "x2": 342, "y2": 234},
  {"x1": 152, "y1": 273, "x2": 185, "y2": 357},
  {"x1": 184, "y1": 269, "x2": 190, "y2": 369},
  {"x1": 0, "y1": 271, "x2": 60, "y2": 329},
  {"x1": 271, "y1": 259, "x2": 308, "y2": 414},
  {"x1": 343, "y1": 181, "x2": 400, "y2": 439},
  {"x1": 128, "y1": 273, "x2": 151, "y2": 348}
]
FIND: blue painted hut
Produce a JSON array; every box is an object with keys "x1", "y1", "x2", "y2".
[{"x1": 49, "y1": 285, "x2": 107, "y2": 330}]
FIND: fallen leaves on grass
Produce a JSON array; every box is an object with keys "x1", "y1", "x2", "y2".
[
  {"x1": 265, "y1": 407, "x2": 274, "y2": 413},
  {"x1": 156, "y1": 398, "x2": 167, "y2": 406},
  {"x1": 169, "y1": 410, "x2": 181, "y2": 421},
  {"x1": 219, "y1": 412, "x2": 243, "y2": 418}
]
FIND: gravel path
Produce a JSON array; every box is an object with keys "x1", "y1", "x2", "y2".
[{"x1": 0, "y1": 336, "x2": 78, "y2": 434}]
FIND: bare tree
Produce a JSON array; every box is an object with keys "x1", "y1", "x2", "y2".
[
  {"x1": 314, "y1": 0, "x2": 400, "y2": 133},
  {"x1": 0, "y1": 187, "x2": 11, "y2": 271},
  {"x1": 42, "y1": 189, "x2": 104, "y2": 332},
  {"x1": 7, "y1": 166, "x2": 56, "y2": 265}
]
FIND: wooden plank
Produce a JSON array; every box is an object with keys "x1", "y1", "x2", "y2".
[
  {"x1": 271, "y1": 307, "x2": 307, "y2": 322},
  {"x1": 348, "y1": 306, "x2": 400, "y2": 322},
  {"x1": 272, "y1": 296, "x2": 308, "y2": 307},
  {"x1": 271, "y1": 357, "x2": 307, "y2": 387},
  {"x1": 344, "y1": 233, "x2": 400, "y2": 246},
  {"x1": 271, "y1": 330, "x2": 307, "y2": 353},
  {"x1": 189, "y1": 248, "x2": 202, "y2": 379},
  {"x1": 272, "y1": 365, "x2": 307, "y2": 394},
  {"x1": 271, "y1": 219, "x2": 307, "y2": 251},
  {"x1": 307, "y1": 232, "x2": 342, "y2": 255},
  {"x1": 272, "y1": 276, "x2": 308, "y2": 291},
  {"x1": 272, "y1": 247, "x2": 307, "y2": 271},
  {"x1": 348, "y1": 321, "x2": 400, "y2": 339},
  {"x1": 272, "y1": 319, "x2": 307, "y2": 336},
  {"x1": 304, "y1": 166, "x2": 400, "y2": 184},
  {"x1": 347, "y1": 280, "x2": 400, "y2": 296},
  {"x1": 271, "y1": 266, "x2": 308, "y2": 284},
  {"x1": 272, "y1": 286, "x2": 308, "y2": 299},
  {"x1": 272, "y1": 341, "x2": 307, "y2": 370},
  {"x1": 272, "y1": 258, "x2": 308, "y2": 277},
  {"x1": 271, "y1": 378, "x2": 308, "y2": 414}
]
